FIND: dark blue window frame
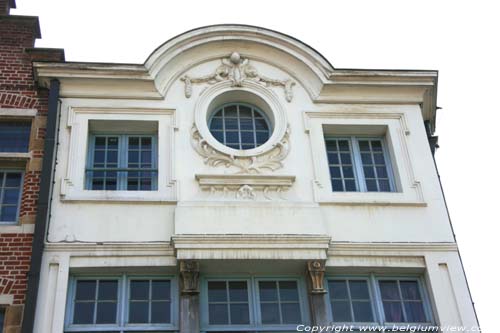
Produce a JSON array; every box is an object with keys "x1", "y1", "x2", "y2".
[{"x1": 0, "y1": 121, "x2": 31, "y2": 152}]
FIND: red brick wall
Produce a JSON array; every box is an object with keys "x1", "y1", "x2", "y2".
[{"x1": 1, "y1": 10, "x2": 63, "y2": 331}]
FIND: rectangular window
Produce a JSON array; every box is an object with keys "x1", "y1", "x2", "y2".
[
  {"x1": 86, "y1": 134, "x2": 157, "y2": 191},
  {"x1": 325, "y1": 136, "x2": 395, "y2": 192},
  {"x1": 202, "y1": 277, "x2": 307, "y2": 331},
  {"x1": 0, "y1": 171, "x2": 23, "y2": 223},
  {"x1": 0, "y1": 121, "x2": 31, "y2": 152},
  {"x1": 328, "y1": 279, "x2": 374, "y2": 323},
  {"x1": 66, "y1": 275, "x2": 176, "y2": 332},
  {"x1": 327, "y1": 276, "x2": 432, "y2": 326}
]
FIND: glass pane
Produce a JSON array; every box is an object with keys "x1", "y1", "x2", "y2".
[
  {"x1": 230, "y1": 303, "x2": 250, "y2": 324},
  {"x1": 3, "y1": 189, "x2": 20, "y2": 204},
  {"x1": 210, "y1": 118, "x2": 223, "y2": 130},
  {"x1": 107, "y1": 137, "x2": 119, "y2": 149},
  {"x1": 352, "y1": 301, "x2": 373, "y2": 322},
  {"x1": 378, "y1": 180, "x2": 391, "y2": 192},
  {"x1": 0, "y1": 122, "x2": 30, "y2": 152},
  {"x1": 129, "y1": 301, "x2": 149, "y2": 323},
  {"x1": 361, "y1": 153, "x2": 372, "y2": 164},
  {"x1": 240, "y1": 131, "x2": 255, "y2": 145},
  {"x1": 345, "y1": 179, "x2": 357, "y2": 191},
  {"x1": 330, "y1": 166, "x2": 341, "y2": 178},
  {"x1": 5, "y1": 173, "x2": 22, "y2": 187},
  {"x1": 259, "y1": 281, "x2": 278, "y2": 301},
  {"x1": 95, "y1": 137, "x2": 106, "y2": 149},
  {"x1": 208, "y1": 281, "x2": 227, "y2": 302},
  {"x1": 379, "y1": 281, "x2": 400, "y2": 300},
  {"x1": 371, "y1": 140, "x2": 383, "y2": 151},
  {"x1": 239, "y1": 105, "x2": 252, "y2": 117},
  {"x1": 209, "y1": 304, "x2": 228, "y2": 325},
  {"x1": 349, "y1": 280, "x2": 370, "y2": 299},
  {"x1": 152, "y1": 280, "x2": 170, "y2": 300},
  {"x1": 329, "y1": 280, "x2": 348, "y2": 299},
  {"x1": 363, "y1": 166, "x2": 375, "y2": 178},
  {"x1": 325, "y1": 141, "x2": 338, "y2": 151},
  {"x1": 211, "y1": 130, "x2": 224, "y2": 143},
  {"x1": 366, "y1": 179, "x2": 378, "y2": 192},
  {"x1": 130, "y1": 280, "x2": 149, "y2": 300},
  {"x1": 73, "y1": 302, "x2": 94, "y2": 324},
  {"x1": 128, "y1": 151, "x2": 139, "y2": 164},
  {"x1": 225, "y1": 118, "x2": 239, "y2": 130},
  {"x1": 128, "y1": 137, "x2": 139, "y2": 149},
  {"x1": 0, "y1": 206, "x2": 17, "y2": 221},
  {"x1": 228, "y1": 281, "x2": 248, "y2": 302},
  {"x1": 327, "y1": 153, "x2": 339, "y2": 164},
  {"x1": 340, "y1": 153, "x2": 351, "y2": 164},
  {"x1": 332, "y1": 179, "x2": 344, "y2": 191},
  {"x1": 141, "y1": 151, "x2": 152, "y2": 164},
  {"x1": 331, "y1": 301, "x2": 351, "y2": 322},
  {"x1": 374, "y1": 153, "x2": 386, "y2": 164},
  {"x1": 260, "y1": 303, "x2": 280, "y2": 324},
  {"x1": 358, "y1": 140, "x2": 370, "y2": 151},
  {"x1": 376, "y1": 166, "x2": 388, "y2": 178},
  {"x1": 256, "y1": 131, "x2": 269, "y2": 144},
  {"x1": 151, "y1": 301, "x2": 170, "y2": 323},
  {"x1": 107, "y1": 150, "x2": 118, "y2": 164},
  {"x1": 93, "y1": 150, "x2": 105, "y2": 164},
  {"x1": 342, "y1": 166, "x2": 354, "y2": 178},
  {"x1": 404, "y1": 301, "x2": 426, "y2": 322},
  {"x1": 224, "y1": 105, "x2": 237, "y2": 117},
  {"x1": 96, "y1": 302, "x2": 117, "y2": 324},
  {"x1": 400, "y1": 281, "x2": 421, "y2": 300},
  {"x1": 338, "y1": 140, "x2": 350, "y2": 151},
  {"x1": 254, "y1": 118, "x2": 268, "y2": 131},
  {"x1": 282, "y1": 303, "x2": 301, "y2": 324},
  {"x1": 75, "y1": 281, "x2": 96, "y2": 301},
  {"x1": 141, "y1": 137, "x2": 152, "y2": 147},
  {"x1": 279, "y1": 281, "x2": 299, "y2": 301},
  {"x1": 98, "y1": 280, "x2": 117, "y2": 301},
  {"x1": 225, "y1": 131, "x2": 239, "y2": 144},
  {"x1": 383, "y1": 301, "x2": 404, "y2": 322},
  {"x1": 240, "y1": 118, "x2": 254, "y2": 130}
]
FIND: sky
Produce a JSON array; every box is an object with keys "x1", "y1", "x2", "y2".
[{"x1": 13, "y1": 0, "x2": 498, "y2": 330}]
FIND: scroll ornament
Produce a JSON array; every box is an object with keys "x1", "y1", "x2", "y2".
[{"x1": 181, "y1": 52, "x2": 295, "y2": 102}]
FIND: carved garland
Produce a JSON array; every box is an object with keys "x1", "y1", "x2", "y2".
[
  {"x1": 191, "y1": 124, "x2": 290, "y2": 174},
  {"x1": 181, "y1": 52, "x2": 295, "y2": 102}
]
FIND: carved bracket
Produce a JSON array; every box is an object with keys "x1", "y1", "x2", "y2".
[
  {"x1": 179, "y1": 260, "x2": 200, "y2": 295},
  {"x1": 191, "y1": 124, "x2": 290, "y2": 174},
  {"x1": 307, "y1": 260, "x2": 326, "y2": 294},
  {"x1": 181, "y1": 52, "x2": 295, "y2": 102}
]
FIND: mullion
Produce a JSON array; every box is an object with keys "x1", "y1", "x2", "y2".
[
  {"x1": 346, "y1": 280, "x2": 356, "y2": 323},
  {"x1": 251, "y1": 108, "x2": 257, "y2": 147},
  {"x1": 0, "y1": 173, "x2": 6, "y2": 217},
  {"x1": 236, "y1": 105, "x2": 242, "y2": 150},
  {"x1": 276, "y1": 281, "x2": 284, "y2": 324},
  {"x1": 397, "y1": 281, "x2": 409, "y2": 323},
  {"x1": 369, "y1": 141, "x2": 380, "y2": 192},
  {"x1": 222, "y1": 107, "x2": 227, "y2": 145}
]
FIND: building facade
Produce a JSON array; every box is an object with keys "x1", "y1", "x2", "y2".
[
  {"x1": 0, "y1": 1, "x2": 64, "y2": 332},
  {"x1": 29, "y1": 26, "x2": 478, "y2": 332}
]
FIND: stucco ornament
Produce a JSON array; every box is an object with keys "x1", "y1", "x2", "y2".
[
  {"x1": 181, "y1": 52, "x2": 296, "y2": 102},
  {"x1": 191, "y1": 124, "x2": 291, "y2": 174}
]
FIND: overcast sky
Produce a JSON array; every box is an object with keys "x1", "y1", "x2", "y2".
[{"x1": 13, "y1": 0, "x2": 497, "y2": 330}]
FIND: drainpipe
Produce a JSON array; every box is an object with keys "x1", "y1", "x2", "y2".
[{"x1": 22, "y1": 79, "x2": 60, "y2": 333}]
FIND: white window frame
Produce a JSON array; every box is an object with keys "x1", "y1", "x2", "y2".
[
  {"x1": 0, "y1": 170, "x2": 24, "y2": 224},
  {"x1": 326, "y1": 274, "x2": 434, "y2": 329},
  {"x1": 304, "y1": 109, "x2": 426, "y2": 206},
  {"x1": 324, "y1": 136, "x2": 396, "y2": 192},
  {"x1": 64, "y1": 275, "x2": 178, "y2": 332},
  {"x1": 200, "y1": 276, "x2": 310, "y2": 332},
  {"x1": 58, "y1": 106, "x2": 176, "y2": 202}
]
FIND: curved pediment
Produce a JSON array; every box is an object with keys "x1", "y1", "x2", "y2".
[{"x1": 145, "y1": 24, "x2": 335, "y2": 100}]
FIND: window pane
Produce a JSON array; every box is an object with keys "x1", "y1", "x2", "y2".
[
  {"x1": 352, "y1": 301, "x2": 373, "y2": 322},
  {"x1": 379, "y1": 281, "x2": 400, "y2": 300},
  {"x1": 96, "y1": 302, "x2": 117, "y2": 324},
  {"x1": 282, "y1": 303, "x2": 301, "y2": 324},
  {"x1": 332, "y1": 179, "x2": 344, "y2": 191},
  {"x1": 209, "y1": 304, "x2": 228, "y2": 325},
  {"x1": 331, "y1": 300, "x2": 351, "y2": 322},
  {"x1": 349, "y1": 280, "x2": 370, "y2": 300},
  {"x1": 73, "y1": 302, "x2": 95, "y2": 324},
  {"x1": 208, "y1": 281, "x2": 227, "y2": 302},
  {"x1": 329, "y1": 280, "x2": 348, "y2": 299},
  {"x1": 400, "y1": 281, "x2": 421, "y2": 300},
  {"x1": 151, "y1": 301, "x2": 171, "y2": 323},
  {"x1": 152, "y1": 280, "x2": 170, "y2": 300},
  {"x1": 98, "y1": 280, "x2": 117, "y2": 301},
  {"x1": 3, "y1": 189, "x2": 20, "y2": 204},
  {"x1": 0, "y1": 122, "x2": 30, "y2": 152},
  {"x1": 228, "y1": 281, "x2": 248, "y2": 302},
  {"x1": 0, "y1": 206, "x2": 17, "y2": 221},
  {"x1": 130, "y1": 280, "x2": 149, "y2": 300},
  {"x1": 279, "y1": 281, "x2": 299, "y2": 302},
  {"x1": 259, "y1": 281, "x2": 278, "y2": 301},
  {"x1": 344, "y1": 179, "x2": 357, "y2": 191},
  {"x1": 260, "y1": 303, "x2": 280, "y2": 324},
  {"x1": 5, "y1": 173, "x2": 22, "y2": 187},
  {"x1": 230, "y1": 303, "x2": 250, "y2": 324},
  {"x1": 210, "y1": 118, "x2": 223, "y2": 130},
  {"x1": 129, "y1": 301, "x2": 149, "y2": 323},
  {"x1": 404, "y1": 301, "x2": 426, "y2": 322},
  {"x1": 225, "y1": 118, "x2": 239, "y2": 130},
  {"x1": 240, "y1": 131, "x2": 255, "y2": 145},
  {"x1": 383, "y1": 301, "x2": 404, "y2": 322},
  {"x1": 240, "y1": 118, "x2": 254, "y2": 130},
  {"x1": 75, "y1": 281, "x2": 96, "y2": 301}
]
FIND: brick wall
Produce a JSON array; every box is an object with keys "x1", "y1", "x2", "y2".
[{"x1": 1, "y1": 3, "x2": 64, "y2": 332}]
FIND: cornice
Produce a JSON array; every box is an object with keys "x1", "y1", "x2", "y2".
[{"x1": 329, "y1": 242, "x2": 458, "y2": 254}]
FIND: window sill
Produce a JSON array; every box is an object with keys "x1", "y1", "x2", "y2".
[
  {"x1": 0, "y1": 223, "x2": 35, "y2": 233},
  {"x1": 0, "y1": 152, "x2": 31, "y2": 161},
  {"x1": 317, "y1": 192, "x2": 426, "y2": 207},
  {"x1": 61, "y1": 190, "x2": 177, "y2": 203}
]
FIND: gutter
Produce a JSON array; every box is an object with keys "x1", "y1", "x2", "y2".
[{"x1": 21, "y1": 79, "x2": 60, "y2": 333}]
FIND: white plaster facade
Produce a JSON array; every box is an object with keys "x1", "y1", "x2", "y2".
[{"x1": 31, "y1": 26, "x2": 478, "y2": 332}]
